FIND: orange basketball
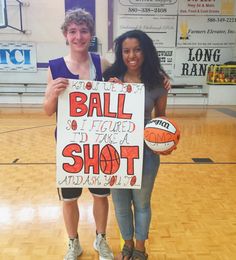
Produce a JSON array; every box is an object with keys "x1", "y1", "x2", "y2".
[
  {"x1": 100, "y1": 144, "x2": 120, "y2": 174},
  {"x1": 144, "y1": 117, "x2": 180, "y2": 153}
]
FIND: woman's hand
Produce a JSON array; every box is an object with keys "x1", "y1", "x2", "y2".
[
  {"x1": 163, "y1": 77, "x2": 171, "y2": 91},
  {"x1": 108, "y1": 77, "x2": 123, "y2": 84}
]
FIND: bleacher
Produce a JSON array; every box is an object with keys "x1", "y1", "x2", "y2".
[
  {"x1": 0, "y1": 83, "x2": 46, "y2": 105},
  {"x1": 0, "y1": 83, "x2": 210, "y2": 106}
]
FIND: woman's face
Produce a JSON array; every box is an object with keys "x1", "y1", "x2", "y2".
[
  {"x1": 65, "y1": 22, "x2": 92, "y2": 53},
  {"x1": 122, "y1": 38, "x2": 144, "y2": 73}
]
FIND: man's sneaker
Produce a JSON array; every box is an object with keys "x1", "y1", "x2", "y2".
[
  {"x1": 64, "y1": 238, "x2": 83, "y2": 260},
  {"x1": 93, "y1": 234, "x2": 114, "y2": 260}
]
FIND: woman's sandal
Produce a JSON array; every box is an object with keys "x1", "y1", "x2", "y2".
[
  {"x1": 121, "y1": 244, "x2": 133, "y2": 259},
  {"x1": 131, "y1": 249, "x2": 148, "y2": 260}
]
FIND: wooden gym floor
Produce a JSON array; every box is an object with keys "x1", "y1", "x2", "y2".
[{"x1": 0, "y1": 105, "x2": 236, "y2": 260}]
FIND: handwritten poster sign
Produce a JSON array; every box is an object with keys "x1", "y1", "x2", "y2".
[{"x1": 57, "y1": 80, "x2": 145, "y2": 189}]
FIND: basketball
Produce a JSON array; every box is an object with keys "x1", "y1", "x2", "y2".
[
  {"x1": 144, "y1": 117, "x2": 180, "y2": 153},
  {"x1": 100, "y1": 144, "x2": 120, "y2": 174}
]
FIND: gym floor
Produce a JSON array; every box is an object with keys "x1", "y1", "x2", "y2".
[{"x1": 0, "y1": 105, "x2": 235, "y2": 260}]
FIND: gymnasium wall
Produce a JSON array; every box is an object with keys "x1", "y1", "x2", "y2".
[{"x1": 0, "y1": 0, "x2": 236, "y2": 86}]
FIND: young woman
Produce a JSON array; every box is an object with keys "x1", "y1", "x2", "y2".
[
  {"x1": 103, "y1": 30, "x2": 172, "y2": 260},
  {"x1": 44, "y1": 9, "x2": 113, "y2": 260}
]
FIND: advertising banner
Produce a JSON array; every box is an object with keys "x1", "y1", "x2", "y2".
[
  {"x1": 178, "y1": 0, "x2": 236, "y2": 15},
  {"x1": 177, "y1": 16, "x2": 236, "y2": 48},
  {"x1": 117, "y1": 15, "x2": 177, "y2": 48},
  {"x1": 174, "y1": 47, "x2": 234, "y2": 78},
  {"x1": 0, "y1": 42, "x2": 37, "y2": 72}
]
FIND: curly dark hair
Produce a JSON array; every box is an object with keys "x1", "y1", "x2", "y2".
[{"x1": 103, "y1": 30, "x2": 169, "y2": 89}]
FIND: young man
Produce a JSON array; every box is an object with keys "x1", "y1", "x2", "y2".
[{"x1": 44, "y1": 8, "x2": 113, "y2": 260}]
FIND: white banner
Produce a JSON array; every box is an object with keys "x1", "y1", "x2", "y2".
[
  {"x1": 113, "y1": 0, "x2": 178, "y2": 47},
  {"x1": 174, "y1": 47, "x2": 234, "y2": 78},
  {"x1": 57, "y1": 79, "x2": 145, "y2": 189},
  {"x1": 117, "y1": 15, "x2": 177, "y2": 48},
  {"x1": 177, "y1": 16, "x2": 236, "y2": 47},
  {"x1": 116, "y1": 0, "x2": 178, "y2": 15},
  {"x1": 111, "y1": 0, "x2": 236, "y2": 84},
  {"x1": 0, "y1": 42, "x2": 37, "y2": 72},
  {"x1": 158, "y1": 48, "x2": 175, "y2": 78}
]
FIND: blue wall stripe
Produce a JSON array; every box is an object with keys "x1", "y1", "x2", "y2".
[{"x1": 37, "y1": 62, "x2": 48, "y2": 68}]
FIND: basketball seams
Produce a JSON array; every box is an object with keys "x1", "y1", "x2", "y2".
[
  {"x1": 147, "y1": 140, "x2": 175, "y2": 144},
  {"x1": 145, "y1": 140, "x2": 175, "y2": 152},
  {"x1": 100, "y1": 144, "x2": 120, "y2": 174},
  {"x1": 100, "y1": 152, "x2": 108, "y2": 172}
]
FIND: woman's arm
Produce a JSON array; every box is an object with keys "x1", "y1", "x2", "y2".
[
  {"x1": 153, "y1": 94, "x2": 176, "y2": 155},
  {"x1": 163, "y1": 77, "x2": 171, "y2": 91},
  {"x1": 154, "y1": 94, "x2": 167, "y2": 117}
]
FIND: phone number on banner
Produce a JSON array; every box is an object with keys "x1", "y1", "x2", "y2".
[
  {"x1": 208, "y1": 17, "x2": 236, "y2": 23},
  {"x1": 128, "y1": 7, "x2": 167, "y2": 14}
]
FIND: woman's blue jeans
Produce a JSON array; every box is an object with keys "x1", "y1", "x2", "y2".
[{"x1": 111, "y1": 144, "x2": 160, "y2": 241}]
